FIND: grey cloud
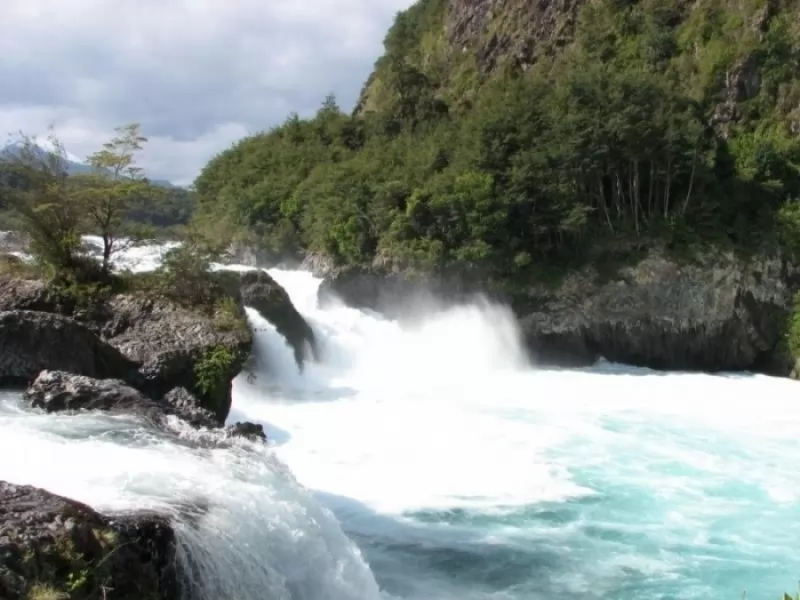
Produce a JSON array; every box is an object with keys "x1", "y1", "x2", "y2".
[{"x1": 0, "y1": 0, "x2": 413, "y2": 185}]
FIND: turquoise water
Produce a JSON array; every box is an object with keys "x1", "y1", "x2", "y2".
[
  {"x1": 1, "y1": 251, "x2": 798, "y2": 599},
  {"x1": 232, "y1": 269, "x2": 800, "y2": 600}
]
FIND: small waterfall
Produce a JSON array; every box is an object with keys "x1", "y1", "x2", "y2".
[{"x1": 0, "y1": 394, "x2": 383, "y2": 600}]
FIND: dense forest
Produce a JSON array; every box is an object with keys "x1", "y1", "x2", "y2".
[{"x1": 194, "y1": 0, "x2": 800, "y2": 281}]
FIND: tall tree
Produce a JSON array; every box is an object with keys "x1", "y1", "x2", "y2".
[
  {"x1": 77, "y1": 123, "x2": 158, "y2": 271},
  {"x1": 1, "y1": 128, "x2": 84, "y2": 273}
]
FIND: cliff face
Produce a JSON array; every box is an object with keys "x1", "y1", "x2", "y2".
[
  {"x1": 444, "y1": 0, "x2": 583, "y2": 71},
  {"x1": 358, "y1": 0, "x2": 800, "y2": 134},
  {"x1": 355, "y1": 0, "x2": 589, "y2": 113}
]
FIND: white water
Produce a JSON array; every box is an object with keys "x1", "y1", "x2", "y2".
[{"x1": 1, "y1": 245, "x2": 799, "y2": 599}]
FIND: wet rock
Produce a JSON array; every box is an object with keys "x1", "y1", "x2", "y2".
[
  {"x1": 0, "y1": 311, "x2": 137, "y2": 386},
  {"x1": 24, "y1": 370, "x2": 164, "y2": 423},
  {"x1": 239, "y1": 270, "x2": 317, "y2": 368},
  {"x1": 162, "y1": 386, "x2": 218, "y2": 429},
  {"x1": 100, "y1": 294, "x2": 252, "y2": 424},
  {"x1": 513, "y1": 250, "x2": 792, "y2": 372},
  {"x1": 0, "y1": 481, "x2": 178, "y2": 600},
  {"x1": 225, "y1": 421, "x2": 267, "y2": 443}
]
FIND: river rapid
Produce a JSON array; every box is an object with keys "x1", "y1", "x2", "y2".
[{"x1": 1, "y1": 244, "x2": 798, "y2": 599}]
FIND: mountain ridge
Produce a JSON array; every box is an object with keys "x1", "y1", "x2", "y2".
[{"x1": 0, "y1": 140, "x2": 179, "y2": 189}]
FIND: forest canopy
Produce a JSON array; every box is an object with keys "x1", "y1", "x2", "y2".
[{"x1": 194, "y1": 0, "x2": 800, "y2": 279}]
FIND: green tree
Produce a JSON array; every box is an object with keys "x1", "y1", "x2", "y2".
[
  {"x1": 76, "y1": 123, "x2": 158, "y2": 271},
  {"x1": 0, "y1": 128, "x2": 85, "y2": 275}
]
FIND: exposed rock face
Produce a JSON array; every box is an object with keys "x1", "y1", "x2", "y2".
[
  {"x1": 24, "y1": 370, "x2": 164, "y2": 423},
  {"x1": 445, "y1": 0, "x2": 584, "y2": 72},
  {"x1": 225, "y1": 421, "x2": 267, "y2": 443},
  {"x1": 98, "y1": 294, "x2": 251, "y2": 424},
  {"x1": 0, "y1": 481, "x2": 177, "y2": 600},
  {"x1": 514, "y1": 251, "x2": 792, "y2": 371},
  {"x1": 239, "y1": 270, "x2": 317, "y2": 367},
  {"x1": 162, "y1": 386, "x2": 218, "y2": 429},
  {"x1": 320, "y1": 249, "x2": 796, "y2": 374},
  {"x1": 0, "y1": 311, "x2": 136, "y2": 385},
  {"x1": 0, "y1": 277, "x2": 58, "y2": 313},
  {"x1": 22, "y1": 371, "x2": 220, "y2": 430},
  {"x1": 318, "y1": 263, "x2": 490, "y2": 319}
]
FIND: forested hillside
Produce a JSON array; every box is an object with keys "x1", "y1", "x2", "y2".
[{"x1": 195, "y1": 0, "x2": 800, "y2": 279}]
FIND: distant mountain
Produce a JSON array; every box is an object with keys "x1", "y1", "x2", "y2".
[
  {"x1": 0, "y1": 140, "x2": 179, "y2": 189},
  {"x1": 0, "y1": 140, "x2": 193, "y2": 229}
]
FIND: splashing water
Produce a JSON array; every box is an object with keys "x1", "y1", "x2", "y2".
[
  {"x1": 1, "y1": 242, "x2": 799, "y2": 599},
  {"x1": 231, "y1": 268, "x2": 800, "y2": 600}
]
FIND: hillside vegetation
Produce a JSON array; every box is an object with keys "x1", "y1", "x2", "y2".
[{"x1": 195, "y1": 0, "x2": 800, "y2": 280}]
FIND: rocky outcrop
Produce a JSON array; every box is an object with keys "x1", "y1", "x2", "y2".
[
  {"x1": 445, "y1": 0, "x2": 585, "y2": 72},
  {"x1": 22, "y1": 371, "x2": 220, "y2": 429},
  {"x1": 239, "y1": 270, "x2": 317, "y2": 368},
  {"x1": 319, "y1": 249, "x2": 797, "y2": 374},
  {"x1": 24, "y1": 370, "x2": 164, "y2": 422},
  {"x1": 0, "y1": 272, "x2": 253, "y2": 424},
  {"x1": 513, "y1": 250, "x2": 793, "y2": 372},
  {"x1": 96, "y1": 294, "x2": 251, "y2": 424},
  {"x1": 225, "y1": 421, "x2": 267, "y2": 443},
  {"x1": 0, "y1": 481, "x2": 177, "y2": 600},
  {"x1": 162, "y1": 386, "x2": 218, "y2": 429},
  {"x1": 0, "y1": 311, "x2": 136, "y2": 385}
]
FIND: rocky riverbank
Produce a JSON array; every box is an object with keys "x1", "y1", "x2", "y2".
[
  {"x1": 308, "y1": 247, "x2": 800, "y2": 377},
  {"x1": 0, "y1": 482, "x2": 178, "y2": 600},
  {"x1": 0, "y1": 256, "x2": 316, "y2": 598}
]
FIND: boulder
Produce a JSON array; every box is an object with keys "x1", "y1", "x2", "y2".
[
  {"x1": 0, "y1": 311, "x2": 136, "y2": 385},
  {"x1": 513, "y1": 250, "x2": 792, "y2": 372},
  {"x1": 0, "y1": 277, "x2": 60, "y2": 313},
  {"x1": 99, "y1": 294, "x2": 252, "y2": 424},
  {"x1": 0, "y1": 481, "x2": 177, "y2": 600},
  {"x1": 225, "y1": 421, "x2": 267, "y2": 443},
  {"x1": 162, "y1": 386, "x2": 218, "y2": 429},
  {"x1": 24, "y1": 370, "x2": 164, "y2": 423},
  {"x1": 239, "y1": 270, "x2": 317, "y2": 367}
]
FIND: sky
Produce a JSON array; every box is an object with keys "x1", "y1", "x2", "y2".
[{"x1": 0, "y1": 0, "x2": 415, "y2": 186}]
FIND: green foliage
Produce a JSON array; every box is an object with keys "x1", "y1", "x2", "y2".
[
  {"x1": 21, "y1": 530, "x2": 119, "y2": 600},
  {"x1": 194, "y1": 344, "x2": 242, "y2": 398},
  {"x1": 0, "y1": 130, "x2": 86, "y2": 275},
  {"x1": 194, "y1": 0, "x2": 800, "y2": 281},
  {"x1": 72, "y1": 123, "x2": 159, "y2": 272},
  {"x1": 147, "y1": 239, "x2": 223, "y2": 308},
  {"x1": 213, "y1": 296, "x2": 249, "y2": 335},
  {"x1": 785, "y1": 291, "x2": 800, "y2": 359},
  {"x1": 26, "y1": 584, "x2": 67, "y2": 600}
]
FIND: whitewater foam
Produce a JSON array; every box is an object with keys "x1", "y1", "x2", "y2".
[
  {"x1": 229, "y1": 266, "x2": 800, "y2": 599},
  {"x1": 0, "y1": 394, "x2": 382, "y2": 600},
  {"x1": 1, "y1": 241, "x2": 799, "y2": 599}
]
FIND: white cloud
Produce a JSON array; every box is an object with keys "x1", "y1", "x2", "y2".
[{"x1": 0, "y1": 0, "x2": 414, "y2": 185}]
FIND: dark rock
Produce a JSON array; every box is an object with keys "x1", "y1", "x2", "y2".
[
  {"x1": 0, "y1": 277, "x2": 63, "y2": 314},
  {"x1": 162, "y1": 386, "x2": 218, "y2": 429},
  {"x1": 225, "y1": 421, "x2": 267, "y2": 443},
  {"x1": 300, "y1": 252, "x2": 336, "y2": 278},
  {"x1": 0, "y1": 311, "x2": 137, "y2": 386},
  {"x1": 239, "y1": 270, "x2": 317, "y2": 368},
  {"x1": 513, "y1": 250, "x2": 792, "y2": 372},
  {"x1": 99, "y1": 294, "x2": 252, "y2": 424},
  {"x1": 24, "y1": 370, "x2": 165, "y2": 423},
  {"x1": 0, "y1": 481, "x2": 177, "y2": 600}
]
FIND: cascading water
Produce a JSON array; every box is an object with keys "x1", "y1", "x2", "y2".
[
  {"x1": 232, "y1": 268, "x2": 800, "y2": 600},
  {"x1": 0, "y1": 395, "x2": 382, "y2": 600},
  {"x1": 1, "y1": 240, "x2": 799, "y2": 599}
]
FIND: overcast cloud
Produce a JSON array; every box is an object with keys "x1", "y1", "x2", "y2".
[{"x1": 0, "y1": 0, "x2": 414, "y2": 185}]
